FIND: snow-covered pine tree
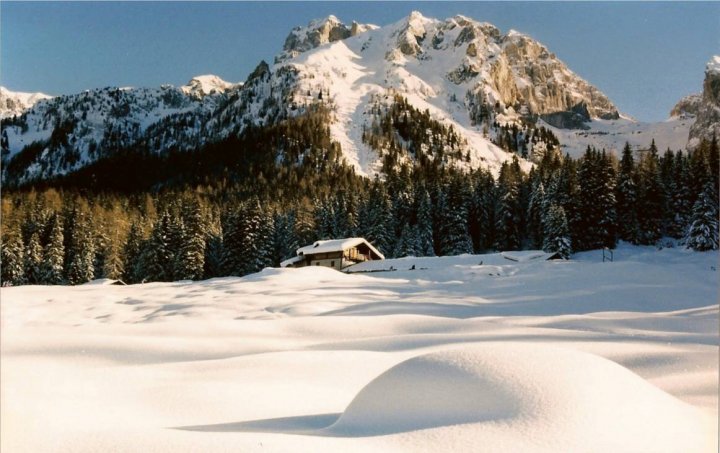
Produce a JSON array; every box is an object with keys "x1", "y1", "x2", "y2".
[
  {"x1": 141, "y1": 211, "x2": 175, "y2": 282},
  {"x1": 1, "y1": 228, "x2": 25, "y2": 286},
  {"x1": 669, "y1": 151, "x2": 693, "y2": 239},
  {"x1": 415, "y1": 188, "x2": 435, "y2": 256},
  {"x1": 494, "y1": 161, "x2": 522, "y2": 251},
  {"x1": 221, "y1": 207, "x2": 245, "y2": 276},
  {"x1": 685, "y1": 182, "x2": 719, "y2": 251},
  {"x1": 175, "y1": 200, "x2": 206, "y2": 281},
  {"x1": 526, "y1": 178, "x2": 545, "y2": 249},
  {"x1": 23, "y1": 232, "x2": 43, "y2": 284},
  {"x1": 122, "y1": 222, "x2": 144, "y2": 283},
  {"x1": 41, "y1": 214, "x2": 65, "y2": 284},
  {"x1": 360, "y1": 179, "x2": 393, "y2": 256},
  {"x1": 393, "y1": 222, "x2": 418, "y2": 258},
  {"x1": 314, "y1": 198, "x2": 336, "y2": 240},
  {"x1": 438, "y1": 178, "x2": 473, "y2": 256},
  {"x1": 240, "y1": 200, "x2": 275, "y2": 275},
  {"x1": 637, "y1": 140, "x2": 665, "y2": 244},
  {"x1": 203, "y1": 234, "x2": 224, "y2": 279},
  {"x1": 66, "y1": 214, "x2": 96, "y2": 285},
  {"x1": 272, "y1": 209, "x2": 300, "y2": 265},
  {"x1": 616, "y1": 142, "x2": 640, "y2": 243},
  {"x1": 543, "y1": 204, "x2": 571, "y2": 259},
  {"x1": 468, "y1": 169, "x2": 495, "y2": 252}
]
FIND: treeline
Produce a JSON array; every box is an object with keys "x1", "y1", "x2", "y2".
[{"x1": 2, "y1": 136, "x2": 717, "y2": 286}]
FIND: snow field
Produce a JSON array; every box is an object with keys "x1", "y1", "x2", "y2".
[{"x1": 1, "y1": 243, "x2": 717, "y2": 451}]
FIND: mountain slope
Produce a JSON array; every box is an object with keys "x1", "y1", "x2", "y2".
[
  {"x1": 2, "y1": 12, "x2": 697, "y2": 187},
  {"x1": 1, "y1": 76, "x2": 239, "y2": 183},
  {"x1": 687, "y1": 56, "x2": 720, "y2": 150},
  {"x1": 0, "y1": 87, "x2": 52, "y2": 120}
]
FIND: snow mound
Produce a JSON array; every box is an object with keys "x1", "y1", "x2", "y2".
[{"x1": 328, "y1": 344, "x2": 712, "y2": 451}]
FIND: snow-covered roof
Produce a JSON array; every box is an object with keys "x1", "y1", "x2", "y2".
[
  {"x1": 280, "y1": 255, "x2": 304, "y2": 268},
  {"x1": 297, "y1": 238, "x2": 385, "y2": 260},
  {"x1": 500, "y1": 251, "x2": 559, "y2": 262}
]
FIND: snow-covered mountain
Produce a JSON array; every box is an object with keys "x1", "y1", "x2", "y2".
[
  {"x1": 1, "y1": 76, "x2": 239, "y2": 182},
  {"x1": 0, "y1": 87, "x2": 52, "y2": 119},
  {"x1": 686, "y1": 56, "x2": 720, "y2": 150},
  {"x1": 1, "y1": 12, "x2": 703, "y2": 186}
]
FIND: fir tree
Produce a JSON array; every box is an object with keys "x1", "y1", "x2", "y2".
[
  {"x1": 494, "y1": 161, "x2": 522, "y2": 251},
  {"x1": 527, "y1": 178, "x2": 545, "y2": 249},
  {"x1": 616, "y1": 143, "x2": 640, "y2": 243},
  {"x1": 66, "y1": 214, "x2": 96, "y2": 285},
  {"x1": 141, "y1": 211, "x2": 175, "y2": 282},
  {"x1": 543, "y1": 204, "x2": 571, "y2": 259},
  {"x1": 41, "y1": 214, "x2": 65, "y2": 284},
  {"x1": 415, "y1": 188, "x2": 435, "y2": 256},
  {"x1": 685, "y1": 182, "x2": 719, "y2": 251},
  {"x1": 1, "y1": 228, "x2": 25, "y2": 286},
  {"x1": 122, "y1": 222, "x2": 144, "y2": 283},
  {"x1": 175, "y1": 201, "x2": 206, "y2": 281},
  {"x1": 24, "y1": 232, "x2": 43, "y2": 284},
  {"x1": 637, "y1": 140, "x2": 665, "y2": 244}
]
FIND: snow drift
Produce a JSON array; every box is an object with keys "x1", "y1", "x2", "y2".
[{"x1": 328, "y1": 344, "x2": 713, "y2": 452}]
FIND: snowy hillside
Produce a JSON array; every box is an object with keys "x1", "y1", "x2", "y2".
[
  {"x1": 248, "y1": 12, "x2": 622, "y2": 174},
  {"x1": 545, "y1": 116, "x2": 693, "y2": 157},
  {"x1": 1, "y1": 13, "x2": 706, "y2": 184},
  {"x1": 0, "y1": 86, "x2": 52, "y2": 119},
  {"x1": 2, "y1": 243, "x2": 717, "y2": 452},
  {"x1": 0, "y1": 76, "x2": 239, "y2": 183}
]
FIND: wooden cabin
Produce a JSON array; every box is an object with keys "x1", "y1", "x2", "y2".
[{"x1": 281, "y1": 238, "x2": 385, "y2": 271}]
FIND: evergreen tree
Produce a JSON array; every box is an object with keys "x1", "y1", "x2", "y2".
[
  {"x1": 437, "y1": 183, "x2": 473, "y2": 256},
  {"x1": 685, "y1": 182, "x2": 719, "y2": 251},
  {"x1": 41, "y1": 214, "x2": 65, "y2": 284},
  {"x1": 415, "y1": 188, "x2": 435, "y2": 256},
  {"x1": 141, "y1": 211, "x2": 175, "y2": 282},
  {"x1": 637, "y1": 140, "x2": 665, "y2": 244},
  {"x1": 1, "y1": 228, "x2": 25, "y2": 286},
  {"x1": 542, "y1": 204, "x2": 571, "y2": 259},
  {"x1": 24, "y1": 232, "x2": 43, "y2": 284},
  {"x1": 66, "y1": 212, "x2": 96, "y2": 285},
  {"x1": 616, "y1": 142, "x2": 640, "y2": 243},
  {"x1": 175, "y1": 200, "x2": 206, "y2": 280},
  {"x1": 526, "y1": 178, "x2": 545, "y2": 249},
  {"x1": 494, "y1": 161, "x2": 522, "y2": 251},
  {"x1": 122, "y1": 222, "x2": 144, "y2": 283},
  {"x1": 360, "y1": 180, "x2": 393, "y2": 255}
]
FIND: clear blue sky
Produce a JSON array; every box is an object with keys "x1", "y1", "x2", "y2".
[{"x1": 2, "y1": 2, "x2": 718, "y2": 121}]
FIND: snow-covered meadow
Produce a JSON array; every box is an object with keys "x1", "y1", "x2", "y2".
[{"x1": 1, "y1": 243, "x2": 717, "y2": 452}]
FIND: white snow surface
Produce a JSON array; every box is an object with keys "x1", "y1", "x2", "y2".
[
  {"x1": 180, "y1": 75, "x2": 240, "y2": 98},
  {"x1": 0, "y1": 86, "x2": 53, "y2": 119},
  {"x1": 544, "y1": 117, "x2": 693, "y2": 158},
  {"x1": 2, "y1": 243, "x2": 718, "y2": 452}
]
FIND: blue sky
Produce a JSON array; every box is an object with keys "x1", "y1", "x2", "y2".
[{"x1": 1, "y1": 2, "x2": 718, "y2": 121}]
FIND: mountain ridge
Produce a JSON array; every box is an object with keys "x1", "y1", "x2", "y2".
[{"x1": 0, "y1": 12, "x2": 705, "y2": 187}]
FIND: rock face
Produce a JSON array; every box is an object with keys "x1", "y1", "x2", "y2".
[
  {"x1": 670, "y1": 94, "x2": 702, "y2": 118},
  {"x1": 0, "y1": 87, "x2": 52, "y2": 119},
  {"x1": 276, "y1": 15, "x2": 375, "y2": 63},
  {"x1": 687, "y1": 56, "x2": 720, "y2": 150}
]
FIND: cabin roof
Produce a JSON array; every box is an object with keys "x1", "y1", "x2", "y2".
[
  {"x1": 296, "y1": 238, "x2": 385, "y2": 260},
  {"x1": 280, "y1": 255, "x2": 304, "y2": 268}
]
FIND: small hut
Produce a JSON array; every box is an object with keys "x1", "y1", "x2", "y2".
[{"x1": 281, "y1": 238, "x2": 384, "y2": 271}]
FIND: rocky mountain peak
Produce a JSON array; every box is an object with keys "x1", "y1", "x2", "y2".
[
  {"x1": 0, "y1": 87, "x2": 52, "y2": 119},
  {"x1": 276, "y1": 15, "x2": 375, "y2": 63},
  {"x1": 687, "y1": 55, "x2": 720, "y2": 150},
  {"x1": 180, "y1": 75, "x2": 239, "y2": 99}
]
